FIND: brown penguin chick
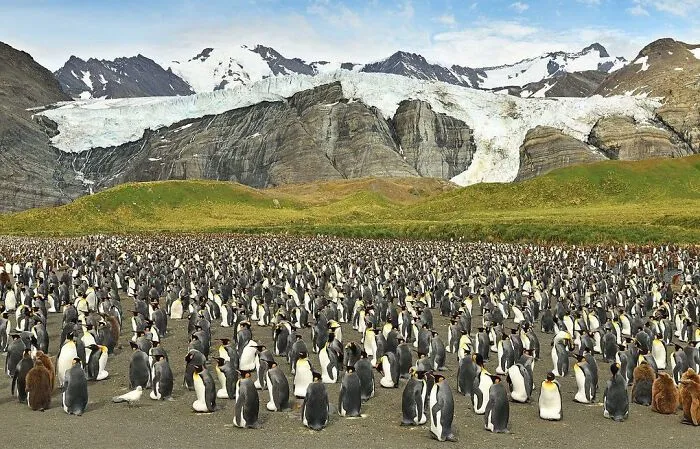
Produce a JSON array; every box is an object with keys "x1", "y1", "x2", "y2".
[
  {"x1": 679, "y1": 369, "x2": 700, "y2": 425},
  {"x1": 651, "y1": 372, "x2": 679, "y2": 414},
  {"x1": 26, "y1": 359, "x2": 52, "y2": 411},
  {"x1": 632, "y1": 362, "x2": 656, "y2": 406},
  {"x1": 107, "y1": 315, "x2": 121, "y2": 348},
  {"x1": 34, "y1": 351, "x2": 55, "y2": 391}
]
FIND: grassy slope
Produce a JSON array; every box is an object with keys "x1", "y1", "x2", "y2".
[{"x1": 1, "y1": 156, "x2": 698, "y2": 243}]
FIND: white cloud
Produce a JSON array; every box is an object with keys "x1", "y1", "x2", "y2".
[
  {"x1": 577, "y1": 0, "x2": 602, "y2": 5},
  {"x1": 434, "y1": 14, "x2": 456, "y2": 26},
  {"x1": 510, "y1": 2, "x2": 530, "y2": 13},
  {"x1": 398, "y1": 1, "x2": 415, "y2": 19},
  {"x1": 638, "y1": 0, "x2": 700, "y2": 16},
  {"x1": 627, "y1": 5, "x2": 650, "y2": 16}
]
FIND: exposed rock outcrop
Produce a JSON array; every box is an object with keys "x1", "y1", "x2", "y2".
[
  {"x1": 588, "y1": 116, "x2": 691, "y2": 160},
  {"x1": 392, "y1": 100, "x2": 476, "y2": 178},
  {"x1": 62, "y1": 82, "x2": 421, "y2": 191},
  {"x1": 55, "y1": 55, "x2": 194, "y2": 99},
  {"x1": 0, "y1": 41, "x2": 83, "y2": 212},
  {"x1": 595, "y1": 38, "x2": 700, "y2": 153},
  {"x1": 515, "y1": 126, "x2": 606, "y2": 180}
]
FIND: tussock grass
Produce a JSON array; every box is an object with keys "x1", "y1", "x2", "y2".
[{"x1": 1, "y1": 156, "x2": 698, "y2": 244}]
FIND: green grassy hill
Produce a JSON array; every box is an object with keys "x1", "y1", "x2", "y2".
[{"x1": 1, "y1": 156, "x2": 698, "y2": 244}]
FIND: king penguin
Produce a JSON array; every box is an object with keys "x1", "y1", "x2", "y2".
[
  {"x1": 573, "y1": 354, "x2": 597, "y2": 404},
  {"x1": 56, "y1": 334, "x2": 79, "y2": 388},
  {"x1": 302, "y1": 371, "x2": 330, "y2": 431},
  {"x1": 603, "y1": 363, "x2": 629, "y2": 422},
  {"x1": 355, "y1": 352, "x2": 375, "y2": 402},
  {"x1": 472, "y1": 354, "x2": 493, "y2": 414},
  {"x1": 401, "y1": 367, "x2": 428, "y2": 425},
  {"x1": 128, "y1": 341, "x2": 150, "y2": 389},
  {"x1": 62, "y1": 358, "x2": 88, "y2": 415},
  {"x1": 265, "y1": 360, "x2": 290, "y2": 411},
  {"x1": 538, "y1": 372, "x2": 562, "y2": 421},
  {"x1": 11, "y1": 348, "x2": 33, "y2": 403},
  {"x1": 506, "y1": 360, "x2": 533, "y2": 403},
  {"x1": 192, "y1": 364, "x2": 216, "y2": 412},
  {"x1": 338, "y1": 365, "x2": 362, "y2": 417},
  {"x1": 86, "y1": 344, "x2": 109, "y2": 381},
  {"x1": 429, "y1": 373, "x2": 457, "y2": 442},
  {"x1": 150, "y1": 353, "x2": 174, "y2": 400},
  {"x1": 457, "y1": 352, "x2": 479, "y2": 397},
  {"x1": 233, "y1": 370, "x2": 260, "y2": 428},
  {"x1": 551, "y1": 331, "x2": 572, "y2": 377},
  {"x1": 294, "y1": 351, "x2": 314, "y2": 399},
  {"x1": 484, "y1": 375, "x2": 510, "y2": 433},
  {"x1": 377, "y1": 352, "x2": 399, "y2": 388}
]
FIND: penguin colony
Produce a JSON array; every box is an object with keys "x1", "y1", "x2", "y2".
[{"x1": 0, "y1": 235, "x2": 699, "y2": 442}]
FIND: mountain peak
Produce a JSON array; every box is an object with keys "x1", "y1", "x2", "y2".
[{"x1": 582, "y1": 43, "x2": 609, "y2": 58}]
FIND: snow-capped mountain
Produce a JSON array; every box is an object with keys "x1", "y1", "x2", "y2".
[
  {"x1": 54, "y1": 42, "x2": 626, "y2": 99},
  {"x1": 471, "y1": 43, "x2": 626, "y2": 89},
  {"x1": 54, "y1": 55, "x2": 194, "y2": 99}
]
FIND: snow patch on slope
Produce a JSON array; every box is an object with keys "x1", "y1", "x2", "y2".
[
  {"x1": 40, "y1": 71, "x2": 660, "y2": 186},
  {"x1": 691, "y1": 48, "x2": 700, "y2": 60}
]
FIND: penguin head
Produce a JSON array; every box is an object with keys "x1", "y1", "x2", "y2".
[
  {"x1": 312, "y1": 371, "x2": 322, "y2": 382},
  {"x1": 610, "y1": 363, "x2": 620, "y2": 376},
  {"x1": 213, "y1": 357, "x2": 226, "y2": 367},
  {"x1": 490, "y1": 375, "x2": 501, "y2": 384},
  {"x1": 71, "y1": 357, "x2": 82, "y2": 366},
  {"x1": 129, "y1": 341, "x2": 139, "y2": 351},
  {"x1": 433, "y1": 373, "x2": 446, "y2": 383},
  {"x1": 475, "y1": 353, "x2": 484, "y2": 366},
  {"x1": 545, "y1": 372, "x2": 555, "y2": 382}
]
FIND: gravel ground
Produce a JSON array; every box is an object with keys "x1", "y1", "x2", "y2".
[{"x1": 1, "y1": 302, "x2": 696, "y2": 449}]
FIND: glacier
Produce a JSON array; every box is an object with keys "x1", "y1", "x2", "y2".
[{"x1": 37, "y1": 71, "x2": 661, "y2": 186}]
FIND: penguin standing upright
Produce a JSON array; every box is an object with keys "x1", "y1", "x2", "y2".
[
  {"x1": 233, "y1": 370, "x2": 260, "y2": 428},
  {"x1": 265, "y1": 360, "x2": 290, "y2": 411},
  {"x1": 651, "y1": 372, "x2": 679, "y2": 414},
  {"x1": 62, "y1": 358, "x2": 88, "y2": 415},
  {"x1": 396, "y1": 337, "x2": 413, "y2": 379},
  {"x1": 457, "y1": 353, "x2": 478, "y2": 397},
  {"x1": 355, "y1": 352, "x2": 375, "y2": 402},
  {"x1": 294, "y1": 352, "x2": 314, "y2": 399},
  {"x1": 401, "y1": 368, "x2": 428, "y2": 426},
  {"x1": 192, "y1": 364, "x2": 216, "y2": 412},
  {"x1": 551, "y1": 331, "x2": 572, "y2": 377},
  {"x1": 86, "y1": 344, "x2": 109, "y2": 381},
  {"x1": 26, "y1": 358, "x2": 52, "y2": 411},
  {"x1": 128, "y1": 341, "x2": 150, "y2": 389},
  {"x1": 603, "y1": 363, "x2": 629, "y2": 422},
  {"x1": 573, "y1": 354, "x2": 596, "y2": 404},
  {"x1": 56, "y1": 335, "x2": 79, "y2": 388},
  {"x1": 538, "y1": 372, "x2": 562, "y2": 421},
  {"x1": 632, "y1": 361, "x2": 655, "y2": 406},
  {"x1": 338, "y1": 365, "x2": 362, "y2": 417},
  {"x1": 484, "y1": 376, "x2": 510, "y2": 433},
  {"x1": 302, "y1": 371, "x2": 330, "y2": 431},
  {"x1": 429, "y1": 373, "x2": 457, "y2": 442},
  {"x1": 506, "y1": 360, "x2": 533, "y2": 403},
  {"x1": 11, "y1": 349, "x2": 33, "y2": 402},
  {"x1": 377, "y1": 353, "x2": 399, "y2": 388},
  {"x1": 5, "y1": 332, "x2": 25, "y2": 377},
  {"x1": 150, "y1": 353, "x2": 174, "y2": 400},
  {"x1": 472, "y1": 354, "x2": 493, "y2": 415}
]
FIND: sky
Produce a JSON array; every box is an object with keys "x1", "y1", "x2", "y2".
[{"x1": 1, "y1": 0, "x2": 699, "y2": 71}]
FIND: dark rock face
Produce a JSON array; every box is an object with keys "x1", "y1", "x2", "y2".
[
  {"x1": 54, "y1": 55, "x2": 194, "y2": 99},
  {"x1": 500, "y1": 70, "x2": 608, "y2": 98},
  {"x1": 62, "y1": 82, "x2": 425, "y2": 192},
  {"x1": 252, "y1": 45, "x2": 316, "y2": 76},
  {"x1": 362, "y1": 52, "x2": 466, "y2": 85},
  {"x1": 515, "y1": 126, "x2": 606, "y2": 181},
  {"x1": 392, "y1": 100, "x2": 476, "y2": 178},
  {"x1": 0, "y1": 41, "x2": 83, "y2": 212},
  {"x1": 588, "y1": 116, "x2": 692, "y2": 160}
]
